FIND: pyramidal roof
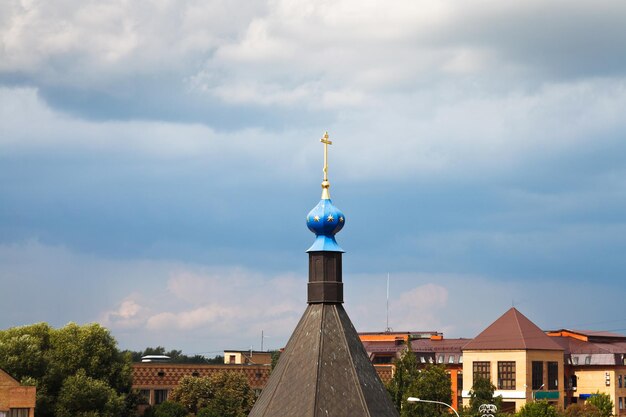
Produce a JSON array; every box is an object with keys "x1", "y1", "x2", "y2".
[
  {"x1": 249, "y1": 304, "x2": 398, "y2": 417},
  {"x1": 463, "y1": 308, "x2": 563, "y2": 351}
]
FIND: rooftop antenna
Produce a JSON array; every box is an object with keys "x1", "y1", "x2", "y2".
[{"x1": 386, "y1": 273, "x2": 392, "y2": 332}]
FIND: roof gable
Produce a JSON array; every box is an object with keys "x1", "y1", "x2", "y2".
[
  {"x1": 0, "y1": 368, "x2": 20, "y2": 386},
  {"x1": 463, "y1": 308, "x2": 563, "y2": 351}
]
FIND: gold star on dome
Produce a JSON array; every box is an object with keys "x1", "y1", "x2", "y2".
[
  {"x1": 314, "y1": 215, "x2": 320, "y2": 222},
  {"x1": 339, "y1": 216, "x2": 344, "y2": 222},
  {"x1": 327, "y1": 214, "x2": 334, "y2": 222}
]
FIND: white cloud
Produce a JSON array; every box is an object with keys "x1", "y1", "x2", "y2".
[{"x1": 101, "y1": 297, "x2": 146, "y2": 329}]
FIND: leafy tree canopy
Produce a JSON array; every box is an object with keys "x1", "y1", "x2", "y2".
[
  {"x1": 386, "y1": 346, "x2": 453, "y2": 417},
  {"x1": 404, "y1": 364, "x2": 453, "y2": 417},
  {"x1": 386, "y1": 346, "x2": 421, "y2": 413},
  {"x1": 55, "y1": 369, "x2": 125, "y2": 417},
  {"x1": 516, "y1": 400, "x2": 559, "y2": 417},
  {"x1": 587, "y1": 392, "x2": 614, "y2": 417},
  {"x1": 0, "y1": 322, "x2": 133, "y2": 417},
  {"x1": 467, "y1": 376, "x2": 502, "y2": 415},
  {"x1": 169, "y1": 372, "x2": 255, "y2": 417},
  {"x1": 152, "y1": 401, "x2": 188, "y2": 417},
  {"x1": 563, "y1": 403, "x2": 602, "y2": 417}
]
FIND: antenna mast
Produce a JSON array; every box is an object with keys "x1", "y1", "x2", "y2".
[{"x1": 386, "y1": 273, "x2": 391, "y2": 332}]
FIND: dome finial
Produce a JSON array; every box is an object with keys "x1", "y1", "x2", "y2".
[
  {"x1": 306, "y1": 131, "x2": 345, "y2": 252},
  {"x1": 320, "y1": 131, "x2": 332, "y2": 199}
]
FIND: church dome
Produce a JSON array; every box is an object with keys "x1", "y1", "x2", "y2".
[{"x1": 306, "y1": 197, "x2": 345, "y2": 252}]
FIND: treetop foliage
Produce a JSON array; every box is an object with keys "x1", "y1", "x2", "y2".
[
  {"x1": 386, "y1": 346, "x2": 453, "y2": 417},
  {"x1": 169, "y1": 372, "x2": 255, "y2": 417},
  {"x1": 467, "y1": 376, "x2": 502, "y2": 415},
  {"x1": 587, "y1": 392, "x2": 614, "y2": 417},
  {"x1": 516, "y1": 401, "x2": 560, "y2": 417}
]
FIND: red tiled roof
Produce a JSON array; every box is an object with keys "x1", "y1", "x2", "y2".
[
  {"x1": 411, "y1": 338, "x2": 470, "y2": 353},
  {"x1": 550, "y1": 336, "x2": 626, "y2": 355},
  {"x1": 463, "y1": 308, "x2": 563, "y2": 351},
  {"x1": 558, "y1": 329, "x2": 626, "y2": 339}
]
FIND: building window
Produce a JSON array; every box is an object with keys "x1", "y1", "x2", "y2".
[
  {"x1": 9, "y1": 410, "x2": 29, "y2": 417},
  {"x1": 532, "y1": 361, "x2": 544, "y2": 390},
  {"x1": 585, "y1": 356, "x2": 591, "y2": 365},
  {"x1": 420, "y1": 356, "x2": 426, "y2": 363},
  {"x1": 547, "y1": 362, "x2": 558, "y2": 390},
  {"x1": 438, "y1": 355, "x2": 444, "y2": 364},
  {"x1": 154, "y1": 389, "x2": 169, "y2": 405},
  {"x1": 473, "y1": 361, "x2": 491, "y2": 382},
  {"x1": 573, "y1": 357, "x2": 579, "y2": 365},
  {"x1": 498, "y1": 361, "x2": 516, "y2": 390},
  {"x1": 449, "y1": 355, "x2": 455, "y2": 364},
  {"x1": 139, "y1": 389, "x2": 150, "y2": 403},
  {"x1": 619, "y1": 375, "x2": 622, "y2": 388},
  {"x1": 619, "y1": 397, "x2": 623, "y2": 410},
  {"x1": 373, "y1": 355, "x2": 393, "y2": 364},
  {"x1": 229, "y1": 355, "x2": 236, "y2": 364},
  {"x1": 0, "y1": 412, "x2": 6, "y2": 417},
  {"x1": 459, "y1": 356, "x2": 463, "y2": 364}
]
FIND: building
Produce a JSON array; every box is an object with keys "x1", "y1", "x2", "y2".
[
  {"x1": 360, "y1": 331, "x2": 441, "y2": 364},
  {"x1": 223, "y1": 350, "x2": 273, "y2": 365},
  {"x1": 132, "y1": 362, "x2": 271, "y2": 409},
  {"x1": 459, "y1": 308, "x2": 626, "y2": 415},
  {"x1": 0, "y1": 368, "x2": 36, "y2": 417},
  {"x1": 461, "y1": 308, "x2": 565, "y2": 412},
  {"x1": 412, "y1": 336, "x2": 469, "y2": 411},
  {"x1": 548, "y1": 329, "x2": 626, "y2": 415}
]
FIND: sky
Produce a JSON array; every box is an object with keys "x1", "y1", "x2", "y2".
[{"x1": 1, "y1": 0, "x2": 626, "y2": 357}]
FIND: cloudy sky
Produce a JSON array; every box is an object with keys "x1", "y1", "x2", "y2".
[{"x1": 2, "y1": 0, "x2": 626, "y2": 356}]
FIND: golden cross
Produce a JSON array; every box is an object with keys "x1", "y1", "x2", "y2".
[{"x1": 320, "y1": 131, "x2": 332, "y2": 182}]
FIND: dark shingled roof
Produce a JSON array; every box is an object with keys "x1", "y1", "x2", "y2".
[
  {"x1": 248, "y1": 303, "x2": 399, "y2": 417},
  {"x1": 463, "y1": 308, "x2": 563, "y2": 351}
]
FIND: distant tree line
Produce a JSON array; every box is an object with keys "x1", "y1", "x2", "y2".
[{"x1": 125, "y1": 346, "x2": 224, "y2": 365}]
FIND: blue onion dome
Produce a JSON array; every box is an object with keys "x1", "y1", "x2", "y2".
[{"x1": 306, "y1": 180, "x2": 346, "y2": 252}]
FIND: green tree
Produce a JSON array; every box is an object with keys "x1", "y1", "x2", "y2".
[
  {"x1": 386, "y1": 346, "x2": 420, "y2": 413},
  {"x1": 563, "y1": 403, "x2": 602, "y2": 417},
  {"x1": 407, "y1": 365, "x2": 453, "y2": 417},
  {"x1": 516, "y1": 400, "x2": 559, "y2": 417},
  {"x1": 55, "y1": 370, "x2": 125, "y2": 417},
  {"x1": 169, "y1": 376, "x2": 213, "y2": 414},
  {"x1": 206, "y1": 371, "x2": 255, "y2": 417},
  {"x1": 467, "y1": 376, "x2": 502, "y2": 416},
  {"x1": 587, "y1": 392, "x2": 614, "y2": 417},
  {"x1": 197, "y1": 407, "x2": 221, "y2": 417},
  {"x1": 169, "y1": 372, "x2": 255, "y2": 417},
  {"x1": 0, "y1": 322, "x2": 133, "y2": 417},
  {"x1": 270, "y1": 350, "x2": 281, "y2": 371},
  {"x1": 153, "y1": 401, "x2": 188, "y2": 417}
]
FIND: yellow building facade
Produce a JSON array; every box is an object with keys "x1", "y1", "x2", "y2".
[{"x1": 462, "y1": 349, "x2": 565, "y2": 411}]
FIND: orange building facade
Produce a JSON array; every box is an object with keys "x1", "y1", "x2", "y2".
[{"x1": 0, "y1": 369, "x2": 36, "y2": 417}]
